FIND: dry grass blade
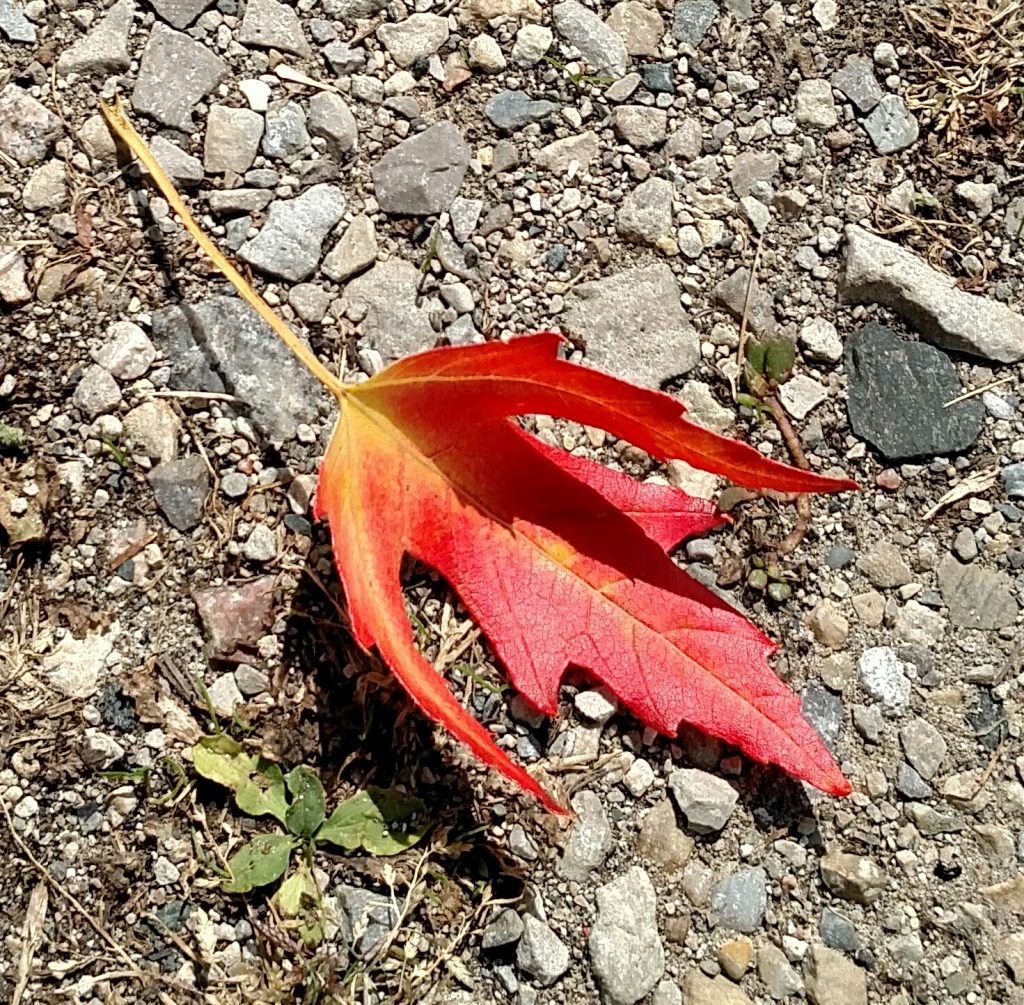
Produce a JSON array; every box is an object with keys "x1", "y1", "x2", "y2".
[
  {"x1": 921, "y1": 465, "x2": 999, "y2": 520},
  {"x1": 903, "y1": 0, "x2": 1024, "y2": 149},
  {"x1": 12, "y1": 882, "x2": 47, "y2": 1005}
]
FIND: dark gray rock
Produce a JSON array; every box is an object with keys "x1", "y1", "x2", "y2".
[
  {"x1": 151, "y1": 295, "x2": 322, "y2": 441},
  {"x1": 863, "y1": 94, "x2": 919, "y2": 153},
  {"x1": 844, "y1": 322, "x2": 983, "y2": 460},
  {"x1": 896, "y1": 762, "x2": 933, "y2": 799},
  {"x1": 672, "y1": 0, "x2": 717, "y2": 45},
  {"x1": 132, "y1": 24, "x2": 227, "y2": 131},
  {"x1": 340, "y1": 259, "x2": 436, "y2": 358},
  {"x1": 830, "y1": 55, "x2": 882, "y2": 113},
  {"x1": 820, "y1": 907, "x2": 860, "y2": 953},
  {"x1": 149, "y1": 456, "x2": 210, "y2": 531},
  {"x1": 148, "y1": 0, "x2": 213, "y2": 28},
  {"x1": 801, "y1": 681, "x2": 844, "y2": 754},
  {"x1": 709, "y1": 867, "x2": 767, "y2": 933},
  {"x1": 372, "y1": 123, "x2": 470, "y2": 215},
  {"x1": 482, "y1": 908, "x2": 524, "y2": 950},
  {"x1": 1003, "y1": 462, "x2": 1024, "y2": 499},
  {"x1": 485, "y1": 90, "x2": 559, "y2": 131},
  {"x1": 336, "y1": 884, "x2": 398, "y2": 957}
]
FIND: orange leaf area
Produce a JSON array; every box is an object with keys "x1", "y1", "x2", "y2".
[{"x1": 314, "y1": 334, "x2": 855, "y2": 811}]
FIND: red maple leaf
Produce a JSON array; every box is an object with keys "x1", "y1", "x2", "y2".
[
  {"x1": 98, "y1": 99, "x2": 856, "y2": 813},
  {"x1": 314, "y1": 334, "x2": 855, "y2": 811}
]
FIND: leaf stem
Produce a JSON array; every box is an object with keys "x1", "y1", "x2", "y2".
[{"x1": 99, "y1": 97, "x2": 348, "y2": 401}]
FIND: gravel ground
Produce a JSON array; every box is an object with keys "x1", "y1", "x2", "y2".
[{"x1": 2, "y1": 0, "x2": 1024, "y2": 1003}]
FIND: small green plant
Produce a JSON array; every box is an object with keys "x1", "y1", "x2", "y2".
[
  {"x1": 192, "y1": 735, "x2": 429, "y2": 946},
  {"x1": 737, "y1": 337, "x2": 796, "y2": 408},
  {"x1": 745, "y1": 556, "x2": 793, "y2": 602},
  {"x1": 542, "y1": 55, "x2": 614, "y2": 89},
  {"x1": 0, "y1": 422, "x2": 29, "y2": 456}
]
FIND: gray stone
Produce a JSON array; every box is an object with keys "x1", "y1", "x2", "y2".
[
  {"x1": 682, "y1": 972, "x2": 754, "y2": 1005},
  {"x1": 132, "y1": 25, "x2": 227, "y2": 132},
  {"x1": 324, "y1": 41, "x2": 364, "y2": 74},
  {"x1": 0, "y1": 0, "x2": 35, "y2": 42},
  {"x1": 337, "y1": 884, "x2": 399, "y2": 957},
  {"x1": 322, "y1": 214, "x2": 377, "y2": 282},
  {"x1": 852, "y1": 704, "x2": 884, "y2": 743},
  {"x1": 80, "y1": 729, "x2": 127, "y2": 769},
  {"x1": 485, "y1": 90, "x2": 559, "y2": 130},
  {"x1": 449, "y1": 197, "x2": 483, "y2": 242},
  {"x1": 589, "y1": 867, "x2": 665, "y2": 1005},
  {"x1": 536, "y1": 132, "x2": 600, "y2": 176},
  {"x1": 804, "y1": 945, "x2": 867, "y2": 1005},
  {"x1": 372, "y1": 123, "x2": 469, "y2": 215},
  {"x1": 308, "y1": 92, "x2": 358, "y2": 158},
  {"x1": 206, "y1": 672, "x2": 244, "y2": 716},
  {"x1": 513, "y1": 23, "x2": 553, "y2": 65},
  {"x1": 562, "y1": 264, "x2": 699, "y2": 386},
  {"x1": 672, "y1": 0, "x2": 717, "y2": 45},
  {"x1": 557, "y1": 789, "x2": 612, "y2": 880},
  {"x1": 669, "y1": 767, "x2": 737, "y2": 833},
  {"x1": 729, "y1": 151, "x2": 774, "y2": 200},
  {"x1": 863, "y1": 94, "x2": 919, "y2": 153},
  {"x1": 820, "y1": 908, "x2": 860, "y2": 953},
  {"x1": 607, "y1": 1, "x2": 665, "y2": 57},
  {"x1": 617, "y1": 177, "x2": 674, "y2": 246},
  {"x1": 0, "y1": 84, "x2": 62, "y2": 166},
  {"x1": 57, "y1": 0, "x2": 133, "y2": 76},
  {"x1": 467, "y1": 33, "x2": 507, "y2": 72},
  {"x1": 819, "y1": 851, "x2": 886, "y2": 905},
  {"x1": 844, "y1": 322, "x2": 984, "y2": 460},
  {"x1": 151, "y1": 296, "x2": 322, "y2": 440},
  {"x1": 237, "y1": 0, "x2": 310, "y2": 56},
  {"x1": 553, "y1": 0, "x2": 628, "y2": 77},
  {"x1": 938, "y1": 554, "x2": 1019, "y2": 630},
  {"x1": 830, "y1": 55, "x2": 882, "y2": 113},
  {"x1": 22, "y1": 160, "x2": 67, "y2": 212},
  {"x1": 666, "y1": 116, "x2": 702, "y2": 160},
  {"x1": 636, "y1": 798, "x2": 695, "y2": 872},
  {"x1": 779, "y1": 374, "x2": 828, "y2": 420},
  {"x1": 758, "y1": 942, "x2": 802, "y2": 999},
  {"x1": 124, "y1": 401, "x2": 179, "y2": 462},
  {"x1": 204, "y1": 105, "x2": 264, "y2": 174},
  {"x1": 261, "y1": 101, "x2": 310, "y2": 160},
  {"x1": 857, "y1": 540, "x2": 913, "y2": 589},
  {"x1": 0, "y1": 248, "x2": 32, "y2": 305},
  {"x1": 1004, "y1": 462, "x2": 1024, "y2": 499},
  {"x1": 896, "y1": 762, "x2": 932, "y2": 799},
  {"x1": 341, "y1": 259, "x2": 435, "y2": 358},
  {"x1": 149, "y1": 455, "x2": 211, "y2": 531},
  {"x1": 516, "y1": 915, "x2": 569, "y2": 986},
  {"x1": 795, "y1": 78, "x2": 838, "y2": 129},
  {"x1": 955, "y1": 181, "x2": 998, "y2": 218},
  {"x1": 377, "y1": 14, "x2": 449, "y2": 68},
  {"x1": 73, "y1": 365, "x2": 121, "y2": 419},
  {"x1": 235, "y1": 664, "x2": 270, "y2": 696},
  {"x1": 148, "y1": 136, "x2": 204, "y2": 187},
  {"x1": 954, "y1": 526, "x2": 979, "y2": 562},
  {"x1": 857, "y1": 647, "x2": 911, "y2": 715},
  {"x1": 651, "y1": 979, "x2": 682, "y2": 1005},
  {"x1": 243, "y1": 524, "x2": 277, "y2": 563},
  {"x1": 482, "y1": 908, "x2": 524, "y2": 950},
  {"x1": 709, "y1": 868, "x2": 767, "y2": 933},
  {"x1": 238, "y1": 183, "x2": 345, "y2": 281},
  {"x1": 613, "y1": 104, "x2": 668, "y2": 147},
  {"x1": 799, "y1": 317, "x2": 842, "y2": 363},
  {"x1": 898, "y1": 717, "x2": 946, "y2": 780},
  {"x1": 93, "y1": 321, "x2": 157, "y2": 380},
  {"x1": 149, "y1": 0, "x2": 213, "y2": 28},
  {"x1": 713, "y1": 267, "x2": 776, "y2": 337},
  {"x1": 323, "y1": 0, "x2": 387, "y2": 16}
]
